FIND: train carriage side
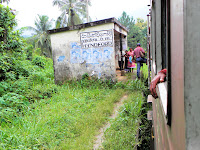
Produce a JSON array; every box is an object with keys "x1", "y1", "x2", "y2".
[{"x1": 148, "y1": 0, "x2": 200, "y2": 149}]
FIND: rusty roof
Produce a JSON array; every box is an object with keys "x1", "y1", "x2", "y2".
[{"x1": 48, "y1": 17, "x2": 128, "y2": 34}]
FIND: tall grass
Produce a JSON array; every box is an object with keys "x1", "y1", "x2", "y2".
[
  {"x1": 102, "y1": 91, "x2": 144, "y2": 150},
  {"x1": 1, "y1": 84, "x2": 126, "y2": 149},
  {"x1": 0, "y1": 53, "x2": 149, "y2": 149},
  {"x1": 140, "y1": 64, "x2": 148, "y2": 79}
]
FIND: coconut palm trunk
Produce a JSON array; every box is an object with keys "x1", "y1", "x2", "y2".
[{"x1": 53, "y1": 0, "x2": 91, "y2": 28}]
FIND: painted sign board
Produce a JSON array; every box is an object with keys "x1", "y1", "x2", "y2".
[{"x1": 80, "y1": 30, "x2": 113, "y2": 49}]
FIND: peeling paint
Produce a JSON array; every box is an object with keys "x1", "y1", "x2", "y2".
[
  {"x1": 49, "y1": 23, "x2": 127, "y2": 82},
  {"x1": 57, "y1": 56, "x2": 65, "y2": 62}
]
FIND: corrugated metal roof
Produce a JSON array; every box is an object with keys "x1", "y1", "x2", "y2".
[{"x1": 48, "y1": 17, "x2": 128, "y2": 34}]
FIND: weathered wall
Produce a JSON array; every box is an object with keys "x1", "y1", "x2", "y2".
[
  {"x1": 50, "y1": 23, "x2": 119, "y2": 83},
  {"x1": 184, "y1": 0, "x2": 200, "y2": 149}
]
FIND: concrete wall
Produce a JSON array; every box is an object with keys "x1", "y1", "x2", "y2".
[
  {"x1": 50, "y1": 23, "x2": 120, "y2": 83},
  {"x1": 184, "y1": 0, "x2": 200, "y2": 149}
]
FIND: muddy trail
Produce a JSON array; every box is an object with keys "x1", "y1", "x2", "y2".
[
  {"x1": 93, "y1": 70, "x2": 136, "y2": 150},
  {"x1": 93, "y1": 94, "x2": 128, "y2": 150},
  {"x1": 116, "y1": 70, "x2": 137, "y2": 82}
]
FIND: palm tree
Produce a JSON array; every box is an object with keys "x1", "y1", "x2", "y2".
[
  {"x1": 53, "y1": 0, "x2": 90, "y2": 28},
  {"x1": 26, "y1": 15, "x2": 53, "y2": 58},
  {"x1": 79, "y1": 0, "x2": 91, "y2": 22},
  {"x1": 0, "y1": 0, "x2": 10, "y2": 4}
]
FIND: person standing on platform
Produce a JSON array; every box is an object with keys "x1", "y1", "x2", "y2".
[
  {"x1": 124, "y1": 50, "x2": 129, "y2": 71},
  {"x1": 127, "y1": 54, "x2": 136, "y2": 72},
  {"x1": 133, "y1": 43, "x2": 147, "y2": 79},
  {"x1": 128, "y1": 48, "x2": 134, "y2": 58}
]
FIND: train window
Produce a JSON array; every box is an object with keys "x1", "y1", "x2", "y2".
[
  {"x1": 166, "y1": 0, "x2": 171, "y2": 125},
  {"x1": 161, "y1": 0, "x2": 167, "y2": 69},
  {"x1": 160, "y1": 0, "x2": 171, "y2": 125},
  {"x1": 150, "y1": 0, "x2": 171, "y2": 125}
]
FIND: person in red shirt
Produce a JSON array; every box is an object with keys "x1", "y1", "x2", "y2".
[
  {"x1": 133, "y1": 43, "x2": 147, "y2": 78},
  {"x1": 150, "y1": 69, "x2": 167, "y2": 98}
]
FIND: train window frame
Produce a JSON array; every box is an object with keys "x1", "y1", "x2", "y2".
[
  {"x1": 166, "y1": 0, "x2": 171, "y2": 126},
  {"x1": 157, "y1": 0, "x2": 171, "y2": 125}
]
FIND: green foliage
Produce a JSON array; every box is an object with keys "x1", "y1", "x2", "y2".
[
  {"x1": 0, "y1": 54, "x2": 31, "y2": 81},
  {"x1": 32, "y1": 55, "x2": 46, "y2": 68},
  {"x1": 0, "y1": 0, "x2": 10, "y2": 4},
  {"x1": 114, "y1": 78, "x2": 147, "y2": 91},
  {"x1": 0, "y1": 6, "x2": 150, "y2": 148},
  {"x1": 0, "y1": 4, "x2": 24, "y2": 53},
  {"x1": 118, "y1": 12, "x2": 147, "y2": 49},
  {"x1": 0, "y1": 6, "x2": 55, "y2": 123},
  {"x1": 25, "y1": 44, "x2": 33, "y2": 60},
  {"x1": 0, "y1": 84, "x2": 125, "y2": 149},
  {"x1": 53, "y1": 0, "x2": 89, "y2": 27},
  {"x1": 63, "y1": 73, "x2": 116, "y2": 90},
  {"x1": 0, "y1": 93, "x2": 29, "y2": 123},
  {"x1": 0, "y1": 57, "x2": 55, "y2": 123},
  {"x1": 25, "y1": 15, "x2": 53, "y2": 57},
  {"x1": 0, "y1": 4, "x2": 27, "y2": 82},
  {"x1": 118, "y1": 11, "x2": 135, "y2": 30}
]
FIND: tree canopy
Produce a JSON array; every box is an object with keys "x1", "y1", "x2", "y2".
[
  {"x1": 26, "y1": 15, "x2": 53, "y2": 58},
  {"x1": 53, "y1": 0, "x2": 90, "y2": 28},
  {"x1": 0, "y1": 0, "x2": 10, "y2": 4},
  {"x1": 118, "y1": 11, "x2": 147, "y2": 50},
  {"x1": 0, "y1": 4, "x2": 23, "y2": 53}
]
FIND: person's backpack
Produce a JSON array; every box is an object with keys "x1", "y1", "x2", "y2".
[{"x1": 139, "y1": 48, "x2": 145, "y2": 58}]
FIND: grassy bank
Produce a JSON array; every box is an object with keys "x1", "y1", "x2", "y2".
[
  {"x1": 102, "y1": 91, "x2": 144, "y2": 150},
  {"x1": 1, "y1": 5, "x2": 150, "y2": 149},
  {"x1": 1, "y1": 80, "x2": 126, "y2": 149},
  {"x1": 1, "y1": 75, "x2": 149, "y2": 149},
  {"x1": 0, "y1": 57, "x2": 149, "y2": 149}
]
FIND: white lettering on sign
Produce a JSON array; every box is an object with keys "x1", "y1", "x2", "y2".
[{"x1": 80, "y1": 30, "x2": 113, "y2": 48}]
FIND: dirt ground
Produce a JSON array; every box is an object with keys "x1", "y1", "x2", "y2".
[
  {"x1": 93, "y1": 70, "x2": 137, "y2": 150},
  {"x1": 116, "y1": 69, "x2": 137, "y2": 82},
  {"x1": 93, "y1": 95, "x2": 128, "y2": 150}
]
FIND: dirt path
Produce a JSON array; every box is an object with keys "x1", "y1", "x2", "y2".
[
  {"x1": 93, "y1": 95, "x2": 128, "y2": 150},
  {"x1": 116, "y1": 70, "x2": 137, "y2": 82},
  {"x1": 93, "y1": 70, "x2": 136, "y2": 149}
]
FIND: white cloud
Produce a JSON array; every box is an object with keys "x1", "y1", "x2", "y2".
[
  {"x1": 7, "y1": 0, "x2": 150, "y2": 28},
  {"x1": 89, "y1": 0, "x2": 150, "y2": 21},
  {"x1": 8, "y1": 0, "x2": 60, "y2": 28}
]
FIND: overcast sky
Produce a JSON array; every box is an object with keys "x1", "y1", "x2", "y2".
[{"x1": 6, "y1": 0, "x2": 150, "y2": 29}]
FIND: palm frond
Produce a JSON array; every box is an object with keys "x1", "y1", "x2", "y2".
[
  {"x1": 53, "y1": 0, "x2": 87, "y2": 27},
  {"x1": 53, "y1": 0, "x2": 69, "y2": 7},
  {"x1": 56, "y1": 11, "x2": 68, "y2": 28}
]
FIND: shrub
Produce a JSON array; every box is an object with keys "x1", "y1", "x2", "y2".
[
  {"x1": 0, "y1": 4, "x2": 23, "y2": 53},
  {"x1": 0, "y1": 54, "x2": 15, "y2": 81},
  {"x1": 32, "y1": 56, "x2": 46, "y2": 68},
  {"x1": 25, "y1": 45, "x2": 33, "y2": 61},
  {"x1": 0, "y1": 93, "x2": 29, "y2": 123},
  {"x1": 26, "y1": 84, "x2": 58, "y2": 101}
]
